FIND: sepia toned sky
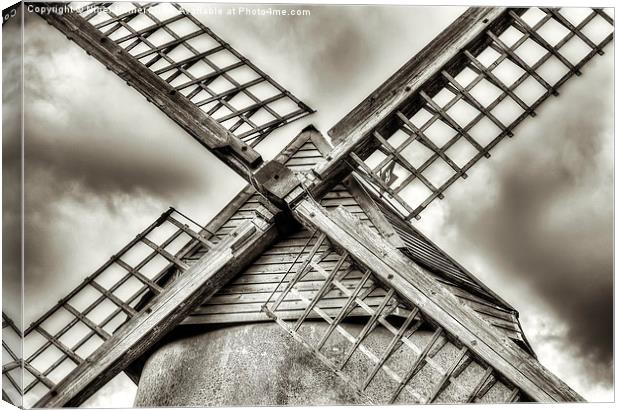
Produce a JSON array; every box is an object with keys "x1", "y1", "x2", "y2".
[{"x1": 2, "y1": 2, "x2": 613, "y2": 405}]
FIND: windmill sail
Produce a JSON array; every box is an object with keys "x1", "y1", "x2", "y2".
[
  {"x1": 316, "y1": 7, "x2": 613, "y2": 221},
  {"x1": 286, "y1": 198, "x2": 583, "y2": 402},
  {"x1": 4, "y1": 127, "x2": 575, "y2": 406},
  {"x1": 36, "y1": 1, "x2": 313, "y2": 173},
  {"x1": 1, "y1": 209, "x2": 241, "y2": 407},
  {"x1": 2, "y1": 313, "x2": 23, "y2": 407}
]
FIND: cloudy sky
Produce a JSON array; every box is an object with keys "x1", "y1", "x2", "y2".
[{"x1": 2, "y1": 1, "x2": 613, "y2": 405}]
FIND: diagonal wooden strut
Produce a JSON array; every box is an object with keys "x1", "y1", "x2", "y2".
[
  {"x1": 34, "y1": 2, "x2": 313, "y2": 179},
  {"x1": 35, "y1": 4, "x2": 260, "y2": 176}
]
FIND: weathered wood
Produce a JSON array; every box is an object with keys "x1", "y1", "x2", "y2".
[
  {"x1": 316, "y1": 269, "x2": 374, "y2": 349},
  {"x1": 33, "y1": 217, "x2": 279, "y2": 408},
  {"x1": 390, "y1": 327, "x2": 443, "y2": 403},
  {"x1": 35, "y1": 6, "x2": 262, "y2": 177},
  {"x1": 292, "y1": 199, "x2": 583, "y2": 402},
  {"x1": 328, "y1": 8, "x2": 506, "y2": 142},
  {"x1": 344, "y1": 175, "x2": 406, "y2": 249},
  {"x1": 427, "y1": 347, "x2": 468, "y2": 402},
  {"x1": 362, "y1": 306, "x2": 420, "y2": 389},
  {"x1": 254, "y1": 160, "x2": 301, "y2": 206}
]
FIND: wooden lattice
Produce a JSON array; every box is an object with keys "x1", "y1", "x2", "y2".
[
  {"x1": 3, "y1": 209, "x2": 215, "y2": 407},
  {"x1": 69, "y1": 1, "x2": 313, "y2": 146},
  {"x1": 348, "y1": 7, "x2": 613, "y2": 220},
  {"x1": 2, "y1": 313, "x2": 22, "y2": 407},
  {"x1": 2, "y1": 5, "x2": 610, "y2": 407}
]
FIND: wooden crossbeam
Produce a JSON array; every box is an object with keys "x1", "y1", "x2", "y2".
[
  {"x1": 292, "y1": 199, "x2": 584, "y2": 402},
  {"x1": 361, "y1": 306, "x2": 420, "y2": 390},
  {"x1": 307, "y1": 6, "x2": 611, "y2": 221},
  {"x1": 390, "y1": 327, "x2": 443, "y2": 403},
  {"x1": 467, "y1": 367, "x2": 494, "y2": 402},
  {"x1": 463, "y1": 50, "x2": 535, "y2": 116},
  {"x1": 316, "y1": 269, "x2": 373, "y2": 349},
  {"x1": 486, "y1": 31, "x2": 558, "y2": 97},
  {"x1": 426, "y1": 346, "x2": 468, "y2": 402},
  {"x1": 338, "y1": 288, "x2": 396, "y2": 371}
]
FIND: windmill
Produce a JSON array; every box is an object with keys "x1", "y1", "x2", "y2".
[{"x1": 1, "y1": 2, "x2": 614, "y2": 407}]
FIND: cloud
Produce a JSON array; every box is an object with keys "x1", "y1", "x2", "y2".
[{"x1": 2, "y1": 8, "x2": 24, "y2": 320}]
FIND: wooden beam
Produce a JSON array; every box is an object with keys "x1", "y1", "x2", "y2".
[
  {"x1": 34, "y1": 5, "x2": 262, "y2": 178},
  {"x1": 34, "y1": 216, "x2": 279, "y2": 408},
  {"x1": 292, "y1": 199, "x2": 583, "y2": 402}
]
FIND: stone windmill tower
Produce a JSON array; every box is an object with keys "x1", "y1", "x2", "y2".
[{"x1": 2, "y1": 2, "x2": 613, "y2": 407}]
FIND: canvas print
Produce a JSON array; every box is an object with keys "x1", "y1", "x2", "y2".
[{"x1": 1, "y1": 1, "x2": 614, "y2": 407}]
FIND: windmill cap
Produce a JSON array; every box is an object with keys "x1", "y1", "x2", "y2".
[{"x1": 301, "y1": 124, "x2": 320, "y2": 133}]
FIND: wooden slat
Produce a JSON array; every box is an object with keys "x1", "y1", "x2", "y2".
[
  {"x1": 467, "y1": 367, "x2": 494, "y2": 402},
  {"x1": 316, "y1": 269, "x2": 374, "y2": 349},
  {"x1": 463, "y1": 50, "x2": 534, "y2": 115},
  {"x1": 362, "y1": 306, "x2": 421, "y2": 389},
  {"x1": 270, "y1": 232, "x2": 326, "y2": 310},
  {"x1": 342, "y1": 289, "x2": 396, "y2": 367},
  {"x1": 292, "y1": 252, "x2": 348, "y2": 331},
  {"x1": 486, "y1": 31, "x2": 558, "y2": 96},
  {"x1": 345, "y1": 176, "x2": 407, "y2": 249},
  {"x1": 427, "y1": 346, "x2": 468, "y2": 402},
  {"x1": 390, "y1": 327, "x2": 443, "y2": 403},
  {"x1": 328, "y1": 7, "x2": 506, "y2": 143},
  {"x1": 544, "y1": 8, "x2": 602, "y2": 53},
  {"x1": 509, "y1": 11, "x2": 581, "y2": 76}
]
